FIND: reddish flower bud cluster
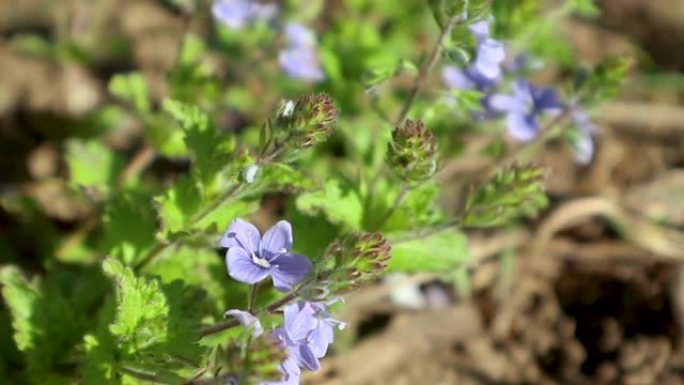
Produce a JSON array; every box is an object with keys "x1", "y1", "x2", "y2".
[{"x1": 387, "y1": 119, "x2": 438, "y2": 182}]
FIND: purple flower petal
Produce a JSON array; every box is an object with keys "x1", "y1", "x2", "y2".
[
  {"x1": 469, "y1": 19, "x2": 491, "y2": 42},
  {"x1": 309, "y1": 322, "x2": 334, "y2": 358},
  {"x1": 278, "y1": 47, "x2": 325, "y2": 82},
  {"x1": 260, "y1": 220, "x2": 293, "y2": 261},
  {"x1": 506, "y1": 112, "x2": 538, "y2": 141},
  {"x1": 474, "y1": 39, "x2": 505, "y2": 79},
  {"x1": 295, "y1": 343, "x2": 320, "y2": 372},
  {"x1": 442, "y1": 66, "x2": 473, "y2": 90},
  {"x1": 226, "y1": 247, "x2": 271, "y2": 284},
  {"x1": 284, "y1": 23, "x2": 317, "y2": 47},
  {"x1": 489, "y1": 94, "x2": 521, "y2": 113},
  {"x1": 212, "y1": 0, "x2": 252, "y2": 29},
  {"x1": 283, "y1": 302, "x2": 317, "y2": 342},
  {"x1": 224, "y1": 309, "x2": 263, "y2": 337},
  {"x1": 220, "y1": 218, "x2": 261, "y2": 252},
  {"x1": 270, "y1": 253, "x2": 312, "y2": 292}
]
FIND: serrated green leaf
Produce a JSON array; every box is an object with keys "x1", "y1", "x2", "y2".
[
  {"x1": 155, "y1": 176, "x2": 257, "y2": 238},
  {"x1": 296, "y1": 180, "x2": 363, "y2": 230},
  {"x1": 102, "y1": 192, "x2": 157, "y2": 265},
  {"x1": 65, "y1": 139, "x2": 122, "y2": 191},
  {"x1": 387, "y1": 231, "x2": 470, "y2": 273},
  {"x1": 108, "y1": 73, "x2": 149, "y2": 113},
  {"x1": 0, "y1": 266, "x2": 80, "y2": 384},
  {"x1": 102, "y1": 258, "x2": 169, "y2": 345},
  {"x1": 257, "y1": 163, "x2": 316, "y2": 191}
]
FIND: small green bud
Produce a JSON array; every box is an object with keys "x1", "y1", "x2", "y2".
[
  {"x1": 288, "y1": 93, "x2": 338, "y2": 148},
  {"x1": 387, "y1": 119, "x2": 438, "y2": 182},
  {"x1": 462, "y1": 165, "x2": 548, "y2": 227},
  {"x1": 319, "y1": 232, "x2": 392, "y2": 293}
]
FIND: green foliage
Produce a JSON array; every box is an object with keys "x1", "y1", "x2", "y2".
[
  {"x1": 65, "y1": 139, "x2": 123, "y2": 193},
  {"x1": 387, "y1": 230, "x2": 470, "y2": 273},
  {"x1": 462, "y1": 166, "x2": 548, "y2": 227},
  {"x1": 576, "y1": 56, "x2": 631, "y2": 105},
  {"x1": 108, "y1": 73, "x2": 150, "y2": 113},
  {"x1": 296, "y1": 179, "x2": 364, "y2": 230}
]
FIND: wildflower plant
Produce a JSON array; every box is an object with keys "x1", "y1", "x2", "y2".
[{"x1": 0, "y1": 0, "x2": 627, "y2": 384}]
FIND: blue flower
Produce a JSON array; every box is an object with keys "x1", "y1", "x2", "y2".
[
  {"x1": 224, "y1": 309, "x2": 263, "y2": 337},
  {"x1": 278, "y1": 23, "x2": 325, "y2": 82},
  {"x1": 221, "y1": 219, "x2": 311, "y2": 292},
  {"x1": 212, "y1": 0, "x2": 277, "y2": 30},
  {"x1": 490, "y1": 79, "x2": 562, "y2": 141},
  {"x1": 569, "y1": 108, "x2": 598, "y2": 164}
]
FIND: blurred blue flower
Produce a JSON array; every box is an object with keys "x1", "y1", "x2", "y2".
[
  {"x1": 490, "y1": 79, "x2": 562, "y2": 141},
  {"x1": 212, "y1": 0, "x2": 277, "y2": 30},
  {"x1": 221, "y1": 219, "x2": 311, "y2": 292},
  {"x1": 279, "y1": 23, "x2": 325, "y2": 82},
  {"x1": 569, "y1": 108, "x2": 598, "y2": 164}
]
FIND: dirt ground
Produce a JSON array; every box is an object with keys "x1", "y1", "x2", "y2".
[{"x1": 2, "y1": 1, "x2": 684, "y2": 384}]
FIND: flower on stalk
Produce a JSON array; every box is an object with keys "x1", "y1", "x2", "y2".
[
  {"x1": 279, "y1": 23, "x2": 325, "y2": 82},
  {"x1": 221, "y1": 219, "x2": 311, "y2": 292},
  {"x1": 569, "y1": 107, "x2": 598, "y2": 164},
  {"x1": 321, "y1": 232, "x2": 391, "y2": 293},
  {"x1": 212, "y1": 0, "x2": 277, "y2": 30},
  {"x1": 387, "y1": 120, "x2": 438, "y2": 182},
  {"x1": 490, "y1": 79, "x2": 562, "y2": 141},
  {"x1": 263, "y1": 301, "x2": 342, "y2": 384}
]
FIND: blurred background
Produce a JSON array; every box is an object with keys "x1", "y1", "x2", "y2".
[{"x1": 1, "y1": 0, "x2": 684, "y2": 384}]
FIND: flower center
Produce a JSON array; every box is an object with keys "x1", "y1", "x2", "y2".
[{"x1": 251, "y1": 252, "x2": 271, "y2": 268}]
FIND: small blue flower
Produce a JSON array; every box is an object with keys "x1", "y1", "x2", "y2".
[
  {"x1": 278, "y1": 23, "x2": 325, "y2": 82},
  {"x1": 569, "y1": 108, "x2": 598, "y2": 164},
  {"x1": 212, "y1": 0, "x2": 277, "y2": 30},
  {"x1": 221, "y1": 219, "x2": 311, "y2": 292},
  {"x1": 490, "y1": 79, "x2": 562, "y2": 141}
]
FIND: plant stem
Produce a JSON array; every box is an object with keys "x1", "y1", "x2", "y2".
[
  {"x1": 247, "y1": 284, "x2": 258, "y2": 313},
  {"x1": 394, "y1": 15, "x2": 461, "y2": 126},
  {"x1": 120, "y1": 366, "x2": 169, "y2": 384},
  {"x1": 373, "y1": 182, "x2": 408, "y2": 231},
  {"x1": 199, "y1": 286, "x2": 304, "y2": 338}
]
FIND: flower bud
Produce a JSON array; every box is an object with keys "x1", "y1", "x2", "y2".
[
  {"x1": 288, "y1": 93, "x2": 338, "y2": 148},
  {"x1": 387, "y1": 119, "x2": 438, "y2": 182},
  {"x1": 320, "y1": 232, "x2": 391, "y2": 293}
]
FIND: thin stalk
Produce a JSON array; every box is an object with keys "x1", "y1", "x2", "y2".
[
  {"x1": 373, "y1": 182, "x2": 408, "y2": 231},
  {"x1": 120, "y1": 366, "x2": 169, "y2": 384},
  {"x1": 247, "y1": 284, "x2": 258, "y2": 313},
  {"x1": 394, "y1": 15, "x2": 461, "y2": 126}
]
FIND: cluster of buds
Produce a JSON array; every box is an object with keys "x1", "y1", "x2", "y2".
[
  {"x1": 319, "y1": 232, "x2": 391, "y2": 294},
  {"x1": 387, "y1": 119, "x2": 438, "y2": 182},
  {"x1": 279, "y1": 93, "x2": 338, "y2": 149}
]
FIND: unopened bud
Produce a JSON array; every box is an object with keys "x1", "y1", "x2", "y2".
[
  {"x1": 321, "y1": 232, "x2": 391, "y2": 293},
  {"x1": 289, "y1": 93, "x2": 338, "y2": 148},
  {"x1": 387, "y1": 119, "x2": 438, "y2": 182}
]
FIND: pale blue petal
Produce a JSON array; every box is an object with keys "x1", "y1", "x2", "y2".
[
  {"x1": 260, "y1": 220, "x2": 293, "y2": 261},
  {"x1": 271, "y1": 253, "x2": 312, "y2": 292},
  {"x1": 309, "y1": 322, "x2": 334, "y2": 358},
  {"x1": 226, "y1": 247, "x2": 270, "y2": 284},
  {"x1": 506, "y1": 112, "x2": 538, "y2": 141},
  {"x1": 224, "y1": 309, "x2": 263, "y2": 337},
  {"x1": 283, "y1": 302, "x2": 316, "y2": 342},
  {"x1": 220, "y1": 218, "x2": 260, "y2": 253}
]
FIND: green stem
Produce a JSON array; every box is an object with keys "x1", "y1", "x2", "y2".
[
  {"x1": 394, "y1": 15, "x2": 461, "y2": 126},
  {"x1": 120, "y1": 366, "x2": 169, "y2": 384},
  {"x1": 373, "y1": 182, "x2": 408, "y2": 231},
  {"x1": 247, "y1": 283, "x2": 258, "y2": 313}
]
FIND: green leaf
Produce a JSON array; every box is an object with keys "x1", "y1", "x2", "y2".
[
  {"x1": 101, "y1": 192, "x2": 157, "y2": 265},
  {"x1": 256, "y1": 163, "x2": 316, "y2": 191},
  {"x1": 102, "y1": 258, "x2": 205, "y2": 372},
  {"x1": 387, "y1": 231, "x2": 470, "y2": 273},
  {"x1": 108, "y1": 73, "x2": 149, "y2": 113},
  {"x1": 155, "y1": 176, "x2": 257, "y2": 238},
  {"x1": 103, "y1": 258, "x2": 169, "y2": 346},
  {"x1": 0, "y1": 266, "x2": 80, "y2": 384},
  {"x1": 296, "y1": 179, "x2": 363, "y2": 230},
  {"x1": 65, "y1": 139, "x2": 122, "y2": 192},
  {"x1": 163, "y1": 98, "x2": 235, "y2": 192}
]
